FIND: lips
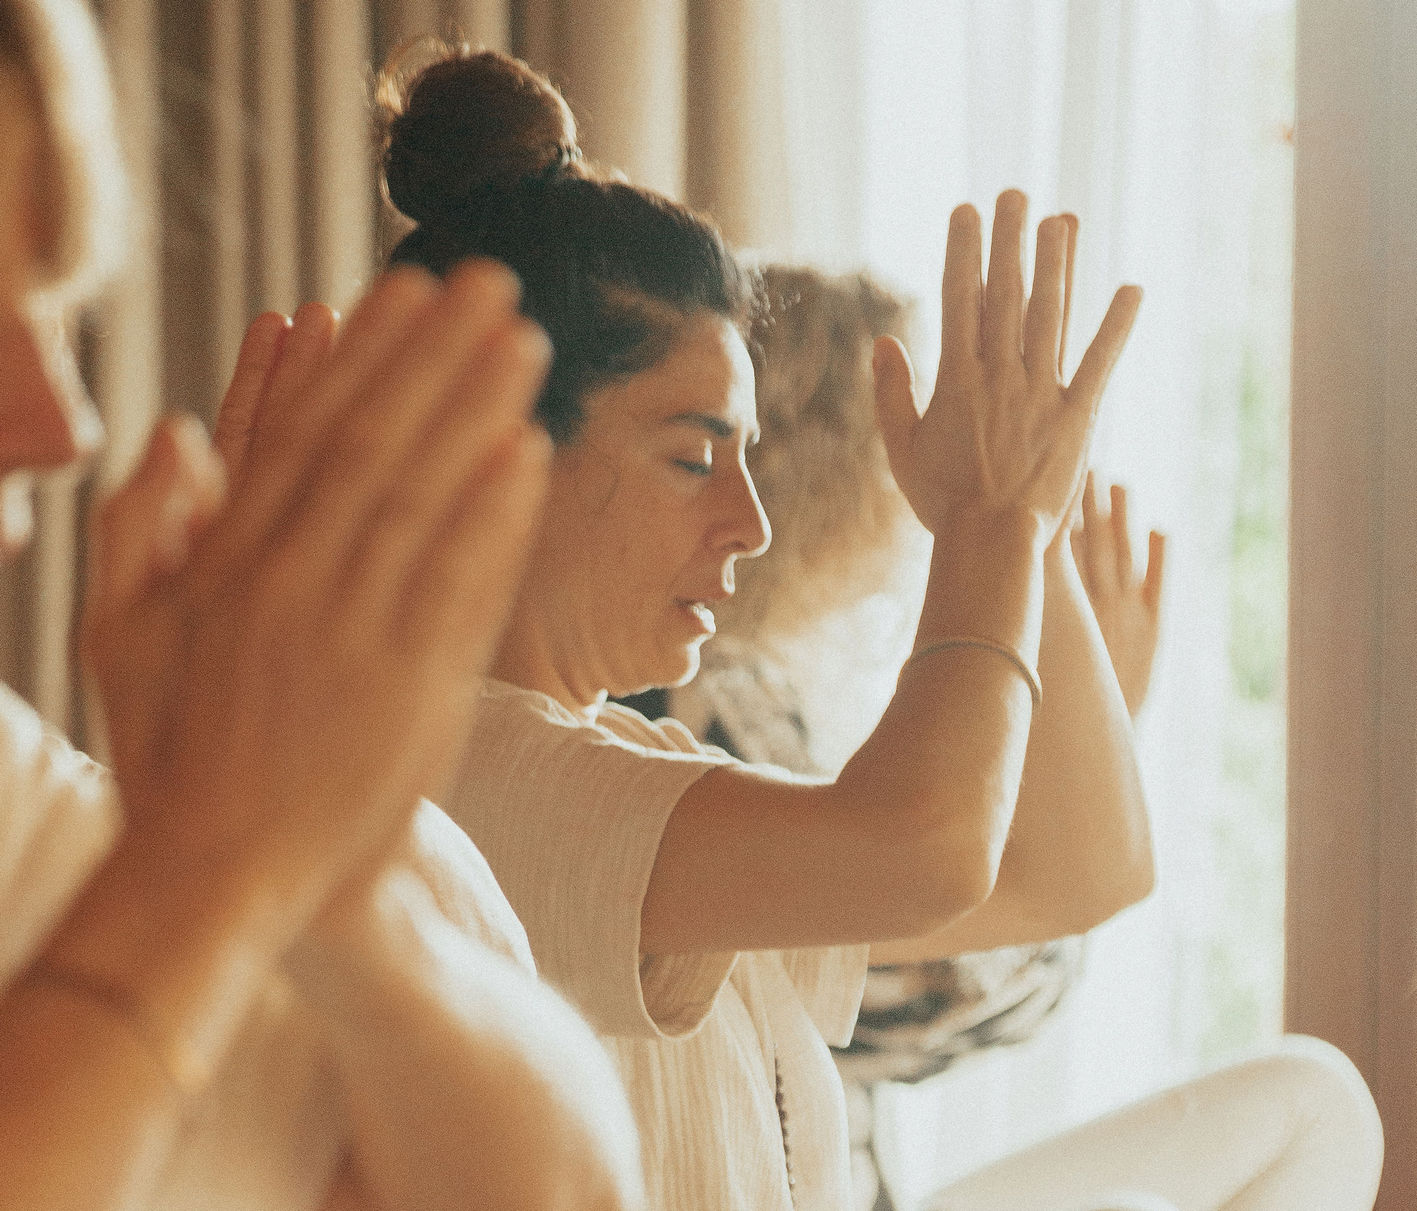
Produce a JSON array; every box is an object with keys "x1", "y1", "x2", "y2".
[
  {"x1": 684, "y1": 601, "x2": 717, "y2": 633},
  {"x1": 676, "y1": 572, "x2": 733, "y2": 636}
]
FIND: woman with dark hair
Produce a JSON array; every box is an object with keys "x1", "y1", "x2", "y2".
[
  {"x1": 620, "y1": 264, "x2": 1381, "y2": 1211},
  {"x1": 383, "y1": 42, "x2": 1380, "y2": 1211}
]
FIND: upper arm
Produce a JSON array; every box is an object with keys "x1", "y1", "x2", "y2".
[{"x1": 639, "y1": 762, "x2": 995, "y2": 956}]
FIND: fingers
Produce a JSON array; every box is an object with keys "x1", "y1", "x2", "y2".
[
  {"x1": 1068, "y1": 284, "x2": 1142, "y2": 411},
  {"x1": 405, "y1": 423, "x2": 552, "y2": 673},
  {"x1": 305, "y1": 268, "x2": 441, "y2": 428},
  {"x1": 286, "y1": 262, "x2": 528, "y2": 575},
  {"x1": 1022, "y1": 215, "x2": 1068, "y2": 383},
  {"x1": 345, "y1": 313, "x2": 552, "y2": 615},
  {"x1": 227, "y1": 271, "x2": 436, "y2": 532},
  {"x1": 88, "y1": 414, "x2": 226, "y2": 622},
  {"x1": 939, "y1": 204, "x2": 983, "y2": 373},
  {"x1": 1058, "y1": 213, "x2": 1078, "y2": 375},
  {"x1": 982, "y1": 189, "x2": 1027, "y2": 367},
  {"x1": 1079, "y1": 470, "x2": 1115, "y2": 593},
  {"x1": 211, "y1": 312, "x2": 290, "y2": 479},
  {"x1": 207, "y1": 267, "x2": 496, "y2": 578},
  {"x1": 207, "y1": 301, "x2": 339, "y2": 567},
  {"x1": 872, "y1": 335, "x2": 919, "y2": 480},
  {"x1": 1143, "y1": 529, "x2": 1167, "y2": 614},
  {"x1": 398, "y1": 425, "x2": 553, "y2": 803},
  {"x1": 1110, "y1": 482, "x2": 1134, "y2": 585},
  {"x1": 246, "y1": 301, "x2": 339, "y2": 462}
]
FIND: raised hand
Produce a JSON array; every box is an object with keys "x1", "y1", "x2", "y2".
[
  {"x1": 1072, "y1": 472, "x2": 1166, "y2": 716},
  {"x1": 873, "y1": 190, "x2": 1141, "y2": 548},
  {"x1": 78, "y1": 261, "x2": 551, "y2": 957}
]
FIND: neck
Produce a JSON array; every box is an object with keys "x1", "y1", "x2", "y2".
[{"x1": 491, "y1": 608, "x2": 606, "y2": 723}]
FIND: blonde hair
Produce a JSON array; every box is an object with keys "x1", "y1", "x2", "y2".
[
  {"x1": 1, "y1": 0, "x2": 126, "y2": 305},
  {"x1": 717, "y1": 265, "x2": 916, "y2": 643}
]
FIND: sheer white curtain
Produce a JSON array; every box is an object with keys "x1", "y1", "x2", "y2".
[{"x1": 747, "y1": 3, "x2": 1296, "y2": 1205}]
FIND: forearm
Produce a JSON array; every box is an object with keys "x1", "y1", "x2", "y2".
[
  {"x1": 996, "y1": 542, "x2": 1153, "y2": 928},
  {"x1": 871, "y1": 542, "x2": 1153, "y2": 963},
  {"x1": 645, "y1": 511, "x2": 1051, "y2": 955},
  {"x1": 836, "y1": 510, "x2": 1047, "y2": 901},
  {"x1": 0, "y1": 836, "x2": 287, "y2": 1210},
  {"x1": 289, "y1": 866, "x2": 645, "y2": 1211}
]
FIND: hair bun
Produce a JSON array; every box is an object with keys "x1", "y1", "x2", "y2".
[{"x1": 379, "y1": 43, "x2": 580, "y2": 226}]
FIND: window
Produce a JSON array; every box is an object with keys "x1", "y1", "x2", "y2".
[{"x1": 768, "y1": 4, "x2": 1297, "y2": 1200}]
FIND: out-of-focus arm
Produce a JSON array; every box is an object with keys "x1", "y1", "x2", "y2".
[
  {"x1": 290, "y1": 805, "x2": 645, "y2": 1211},
  {"x1": 0, "y1": 828, "x2": 301, "y2": 1211}
]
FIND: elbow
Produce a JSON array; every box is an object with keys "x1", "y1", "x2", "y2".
[
  {"x1": 1061, "y1": 837, "x2": 1156, "y2": 935},
  {"x1": 892, "y1": 802, "x2": 1007, "y2": 934},
  {"x1": 1106, "y1": 822, "x2": 1158, "y2": 916}
]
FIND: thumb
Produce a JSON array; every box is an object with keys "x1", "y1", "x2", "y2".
[
  {"x1": 88, "y1": 414, "x2": 226, "y2": 619},
  {"x1": 872, "y1": 335, "x2": 920, "y2": 477}
]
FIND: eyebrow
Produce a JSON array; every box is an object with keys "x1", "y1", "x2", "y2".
[{"x1": 664, "y1": 411, "x2": 761, "y2": 446}]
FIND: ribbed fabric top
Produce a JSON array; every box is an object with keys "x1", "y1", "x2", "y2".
[{"x1": 444, "y1": 679, "x2": 869, "y2": 1211}]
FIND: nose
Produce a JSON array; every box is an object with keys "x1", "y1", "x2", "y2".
[
  {"x1": 713, "y1": 460, "x2": 771, "y2": 559},
  {"x1": 0, "y1": 305, "x2": 103, "y2": 477}
]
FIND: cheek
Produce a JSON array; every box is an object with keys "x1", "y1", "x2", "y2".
[{"x1": 541, "y1": 453, "x2": 707, "y2": 633}]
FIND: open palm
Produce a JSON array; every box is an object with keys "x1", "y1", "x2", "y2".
[{"x1": 874, "y1": 190, "x2": 1141, "y2": 548}]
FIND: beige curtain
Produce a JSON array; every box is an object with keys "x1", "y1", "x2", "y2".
[
  {"x1": 0, "y1": 0, "x2": 804, "y2": 746},
  {"x1": 1289, "y1": 0, "x2": 1417, "y2": 1206}
]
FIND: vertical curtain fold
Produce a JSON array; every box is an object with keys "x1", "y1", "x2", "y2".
[
  {"x1": 251, "y1": 0, "x2": 301, "y2": 315},
  {"x1": 1289, "y1": 0, "x2": 1417, "y2": 1204},
  {"x1": 211, "y1": 2, "x2": 248, "y2": 384},
  {"x1": 307, "y1": 1, "x2": 375, "y2": 311},
  {"x1": 684, "y1": 0, "x2": 790, "y2": 250},
  {"x1": 513, "y1": 0, "x2": 687, "y2": 199}
]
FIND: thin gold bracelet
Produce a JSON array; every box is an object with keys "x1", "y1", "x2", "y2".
[
  {"x1": 901, "y1": 637, "x2": 1043, "y2": 708},
  {"x1": 25, "y1": 960, "x2": 214, "y2": 1098}
]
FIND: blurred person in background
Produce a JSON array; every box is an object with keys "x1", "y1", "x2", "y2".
[{"x1": 0, "y1": 2, "x2": 644, "y2": 1209}]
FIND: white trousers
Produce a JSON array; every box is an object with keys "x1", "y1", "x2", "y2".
[{"x1": 922, "y1": 1036, "x2": 1382, "y2": 1211}]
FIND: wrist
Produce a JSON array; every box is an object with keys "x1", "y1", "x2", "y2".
[
  {"x1": 40, "y1": 831, "x2": 293, "y2": 1091},
  {"x1": 918, "y1": 508, "x2": 1048, "y2": 665},
  {"x1": 939, "y1": 505, "x2": 1051, "y2": 560}
]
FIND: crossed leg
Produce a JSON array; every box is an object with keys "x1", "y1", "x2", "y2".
[{"x1": 923, "y1": 1036, "x2": 1381, "y2": 1211}]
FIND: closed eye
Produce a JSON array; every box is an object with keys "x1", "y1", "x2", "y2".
[{"x1": 673, "y1": 458, "x2": 712, "y2": 477}]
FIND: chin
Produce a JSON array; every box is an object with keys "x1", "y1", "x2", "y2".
[
  {"x1": 665, "y1": 645, "x2": 704, "y2": 689},
  {"x1": 613, "y1": 638, "x2": 705, "y2": 697}
]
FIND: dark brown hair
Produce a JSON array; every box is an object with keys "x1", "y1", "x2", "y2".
[{"x1": 377, "y1": 41, "x2": 755, "y2": 443}]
